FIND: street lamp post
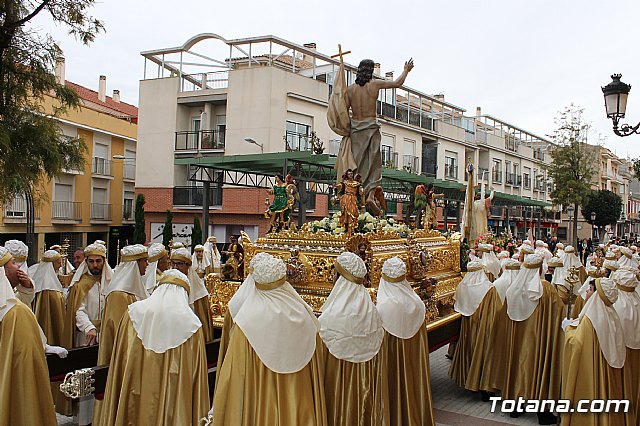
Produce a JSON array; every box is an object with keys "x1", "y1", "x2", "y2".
[
  {"x1": 244, "y1": 137, "x2": 264, "y2": 153},
  {"x1": 591, "y1": 211, "x2": 597, "y2": 242},
  {"x1": 602, "y1": 74, "x2": 639, "y2": 136}
]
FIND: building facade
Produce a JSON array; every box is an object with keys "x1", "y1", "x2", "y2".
[
  {"x1": 0, "y1": 60, "x2": 138, "y2": 264},
  {"x1": 136, "y1": 34, "x2": 559, "y2": 245}
]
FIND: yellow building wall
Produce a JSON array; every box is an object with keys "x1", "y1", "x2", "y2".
[{"x1": 0, "y1": 90, "x2": 137, "y2": 255}]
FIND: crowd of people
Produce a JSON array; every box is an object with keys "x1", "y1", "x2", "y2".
[
  {"x1": 459, "y1": 238, "x2": 640, "y2": 425},
  {"x1": 2, "y1": 232, "x2": 639, "y2": 425}
]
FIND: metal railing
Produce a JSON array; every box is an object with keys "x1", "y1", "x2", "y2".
[
  {"x1": 376, "y1": 101, "x2": 436, "y2": 132},
  {"x1": 382, "y1": 148, "x2": 398, "y2": 169},
  {"x1": 179, "y1": 71, "x2": 229, "y2": 92},
  {"x1": 90, "y1": 203, "x2": 112, "y2": 221},
  {"x1": 523, "y1": 175, "x2": 532, "y2": 189},
  {"x1": 123, "y1": 163, "x2": 136, "y2": 180},
  {"x1": 402, "y1": 155, "x2": 419, "y2": 173},
  {"x1": 328, "y1": 140, "x2": 341, "y2": 157},
  {"x1": 422, "y1": 162, "x2": 437, "y2": 177},
  {"x1": 285, "y1": 131, "x2": 310, "y2": 152},
  {"x1": 92, "y1": 157, "x2": 112, "y2": 176},
  {"x1": 492, "y1": 170, "x2": 503, "y2": 183},
  {"x1": 444, "y1": 164, "x2": 458, "y2": 180},
  {"x1": 3, "y1": 197, "x2": 40, "y2": 219},
  {"x1": 173, "y1": 186, "x2": 223, "y2": 206},
  {"x1": 175, "y1": 130, "x2": 225, "y2": 151},
  {"x1": 506, "y1": 173, "x2": 522, "y2": 187},
  {"x1": 122, "y1": 202, "x2": 133, "y2": 221},
  {"x1": 52, "y1": 201, "x2": 82, "y2": 220},
  {"x1": 477, "y1": 167, "x2": 489, "y2": 181}
]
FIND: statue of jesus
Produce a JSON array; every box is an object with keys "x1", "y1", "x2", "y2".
[{"x1": 329, "y1": 55, "x2": 414, "y2": 216}]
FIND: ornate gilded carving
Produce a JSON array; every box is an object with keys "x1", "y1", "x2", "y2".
[
  {"x1": 60, "y1": 368, "x2": 95, "y2": 399},
  {"x1": 213, "y1": 226, "x2": 462, "y2": 328}
]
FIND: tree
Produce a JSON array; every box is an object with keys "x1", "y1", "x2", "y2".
[
  {"x1": 582, "y1": 190, "x2": 622, "y2": 239},
  {"x1": 162, "y1": 210, "x2": 173, "y2": 249},
  {"x1": 544, "y1": 105, "x2": 598, "y2": 246},
  {"x1": 133, "y1": 194, "x2": 146, "y2": 244},
  {"x1": 0, "y1": 1, "x2": 103, "y2": 203},
  {"x1": 191, "y1": 215, "x2": 202, "y2": 252}
]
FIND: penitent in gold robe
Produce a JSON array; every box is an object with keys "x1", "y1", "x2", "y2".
[
  {"x1": 0, "y1": 301, "x2": 57, "y2": 426},
  {"x1": 62, "y1": 273, "x2": 99, "y2": 348},
  {"x1": 449, "y1": 287, "x2": 501, "y2": 392},
  {"x1": 492, "y1": 280, "x2": 565, "y2": 401},
  {"x1": 194, "y1": 295, "x2": 215, "y2": 342},
  {"x1": 93, "y1": 290, "x2": 137, "y2": 426},
  {"x1": 34, "y1": 289, "x2": 66, "y2": 346},
  {"x1": 623, "y1": 348, "x2": 640, "y2": 423},
  {"x1": 561, "y1": 317, "x2": 635, "y2": 426},
  {"x1": 212, "y1": 326, "x2": 327, "y2": 426},
  {"x1": 383, "y1": 327, "x2": 434, "y2": 426},
  {"x1": 323, "y1": 344, "x2": 389, "y2": 426},
  {"x1": 98, "y1": 314, "x2": 209, "y2": 426},
  {"x1": 572, "y1": 294, "x2": 586, "y2": 319}
]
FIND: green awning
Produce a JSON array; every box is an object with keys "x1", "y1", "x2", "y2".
[{"x1": 175, "y1": 152, "x2": 550, "y2": 208}]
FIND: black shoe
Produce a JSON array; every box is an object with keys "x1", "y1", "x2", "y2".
[
  {"x1": 480, "y1": 391, "x2": 495, "y2": 402},
  {"x1": 537, "y1": 412, "x2": 557, "y2": 425}
]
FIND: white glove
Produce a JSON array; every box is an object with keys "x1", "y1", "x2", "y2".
[
  {"x1": 561, "y1": 318, "x2": 577, "y2": 332},
  {"x1": 45, "y1": 344, "x2": 69, "y2": 358}
]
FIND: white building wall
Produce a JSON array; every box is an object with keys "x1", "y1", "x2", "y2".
[{"x1": 137, "y1": 77, "x2": 180, "y2": 187}]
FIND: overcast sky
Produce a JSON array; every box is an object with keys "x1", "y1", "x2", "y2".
[{"x1": 32, "y1": 0, "x2": 640, "y2": 156}]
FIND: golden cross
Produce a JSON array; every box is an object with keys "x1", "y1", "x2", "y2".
[{"x1": 331, "y1": 44, "x2": 351, "y2": 64}]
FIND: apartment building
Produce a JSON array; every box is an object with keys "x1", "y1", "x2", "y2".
[
  {"x1": 0, "y1": 60, "x2": 138, "y2": 264},
  {"x1": 136, "y1": 34, "x2": 557, "y2": 243}
]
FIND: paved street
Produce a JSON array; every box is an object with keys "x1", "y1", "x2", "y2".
[{"x1": 58, "y1": 345, "x2": 539, "y2": 426}]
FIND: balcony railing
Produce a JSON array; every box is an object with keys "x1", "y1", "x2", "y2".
[
  {"x1": 477, "y1": 167, "x2": 489, "y2": 181},
  {"x1": 402, "y1": 155, "x2": 419, "y2": 173},
  {"x1": 123, "y1": 163, "x2": 136, "y2": 180},
  {"x1": 382, "y1": 148, "x2": 398, "y2": 169},
  {"x1": 376, "y1": 101, "x2": 436, "y2": 132},
  {"x1": 179, "y1": 71, "x2": 229, "y2": 92},
  {"x1": 422, "y1": 162, "x2": 437, "y2": 177},
  {"x1": 3, "y1": 197, "x2": 40, "y2": 220},
  {"x1": 523, "y1": 175, "x2": 532, "y2": 189},
  {"x1": 52, "y1": 201, "x2": 81, "y2": 221},
  {"x1": 492, "y1": 170, "x2": 503, "y2": 183},
  {"x1": 534, "y1": 180, "x2": 546, "y2": 192},
  {"x1": 506, "y1": 173, "x2": 522, "y2": 187},
  {"x1": 285, "y1": 131, "x2": 311, "y2": 152},
  {"x1": 328, "y1": 140, "x2": 341, "y2": 157},
  {"x1": 90, "y1": 203, "x2": 112, "y2": 221},
  {"x1": 122, "y1": 202, "x2": 133, "y2": 221},
  {"x1": 444, "y1": 164, "x2": 458, "y2": 180},
  {"x1": 175, "y1": 130, "x2": 225, "y2": 151},
  {"x1": 173, "y1": 186, "x2": 223, "y2": 207},
  {"x1": 92, "y1": 157, "x2": 112, "y2": 177}
]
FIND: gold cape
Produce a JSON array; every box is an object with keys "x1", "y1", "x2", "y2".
[
  {"x1": 323, "y1": 343, "x2": 389, "y2": 426},
  {"x1": 449, "y1": 286, "x2": 501, "y2": 392},
  {"x1": 383, "y1": 328, "x2": 435, "y2": 425},
  {"x1": 572, "y1": 294, "x2": 586, "y2": 319},
  {"x1": 561, "y1": 317, "x2": 635, "y2": 426},
  {"x1": 93, "y1": 290, "x2": 137, "y2": 426},
  {"x1": 0, "y1": 301, "x2": 57, "y2": 426},
  {"x1": 490, "y1": 280, "x2": 565, "y2": 401},
  {"x1": 62, "y1": 273, "x2": 99, "y2": 348},
  {"x1": 194, "y1": 295, "x2": 215, "y2": 342},
  {"x1": 97, "y1": 314, "x2": 209, "y2": 426},
  {"x1": 215, "y1": 310, "x2": 234, "y2": 391},
  {"x1": 34, "y1": 289, "x2": 66, "y2": 346},
  {"x1": 212, "y1": 325, "x2": 327, "y2": 426},
  {"x1": 623, "y1": 348, "x2": 640, "y2": 423},
  {"x1": 479, "y1": 298, "x2": 508, "y2": 393}
]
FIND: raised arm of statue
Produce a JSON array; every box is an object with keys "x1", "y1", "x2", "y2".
[{"x1": 371, "y1": 58, "x2": 414, "y2": 89}]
